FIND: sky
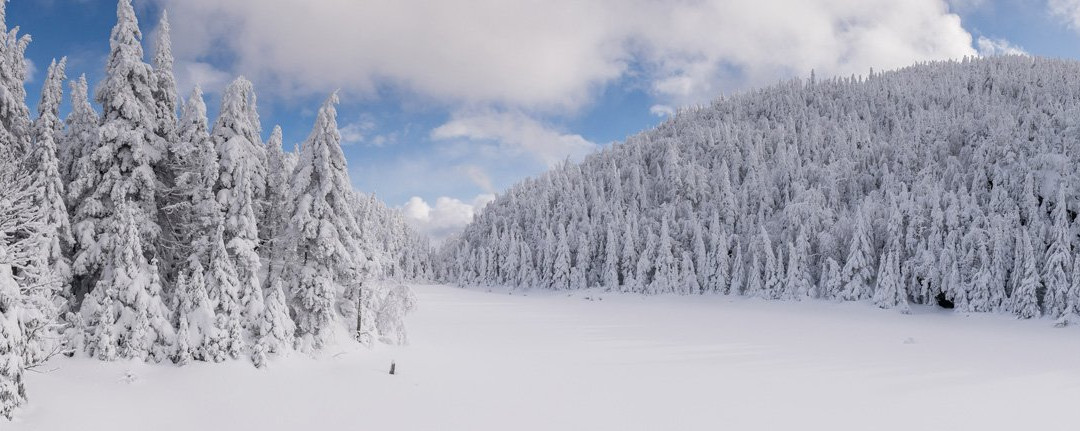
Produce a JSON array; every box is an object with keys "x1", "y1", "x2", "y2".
[{"x1": 8, "y1": 0, "x2": 1080, "y2": 241}]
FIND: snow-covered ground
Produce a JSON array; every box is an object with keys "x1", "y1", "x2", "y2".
[{"x1": 10, "y1": 284, "x2": 1080, "y2": 430}]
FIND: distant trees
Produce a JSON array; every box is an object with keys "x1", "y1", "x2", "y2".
[{"x1": 440, "y1": 54, "x2": 1080, "y2": 323}]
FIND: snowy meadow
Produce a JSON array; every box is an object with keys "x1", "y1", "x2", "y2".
[{"x1": 11, "y1": 284, "x2": 1080, "y2": 430}]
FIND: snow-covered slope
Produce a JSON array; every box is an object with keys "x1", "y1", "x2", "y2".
[
  {"x1": 11, "y1": 284, "x2": 1080, "y2": 430},
  {"x1": 441, "y1": 55, "x2": 1080, "y2": 320}
]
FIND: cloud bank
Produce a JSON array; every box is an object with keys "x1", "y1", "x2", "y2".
[
  {"x1": 402, "y1": 194, "x2": 496, "y2": 243},
  {"x1": 156, "y1": 0, "x2": 980, "y2": 110}
]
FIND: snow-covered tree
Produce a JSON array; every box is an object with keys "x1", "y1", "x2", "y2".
[
  {"x1": 285, "y1": 93, "x2": 365, "y2": 349},
  {"x1": 71, "y1": 0, "x2": 163, "y2": 307},
  {"x1": 1012, "y1": 230, "x2": 1041, "y2": 319},
  {"x1": 60, "y1": 75, "x2": 99, "y2": 188},
  {"x1": 76, "y1": 204, "x2": 174, "y2": 361},
  {"x1": 30, "y1": 58, "x2": 73, "y2": 293},
  {"x1": 212, "y1": 78, "x2": 266, "y2": 333},
  {"x1": 1041, "y1": 187, "x2": 1071, "y2": 318},
  {"x1": 0, "y1": 243, "x2": 26, "y2": 419}
]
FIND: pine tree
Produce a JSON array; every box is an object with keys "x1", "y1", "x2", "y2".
[
  {"x1": 551, "y1": 226, "x2": 571, "y2": 290},
  {"x1": 77, "y1": 204, "x2": 174, "y2": 361},
  {"x1": 650, "y1": 212, "x2": 677, "y2": 294},
  {"x1": 820, "y1": 257, "x2": 842, "y2": 299},
  {"x1": 173, "y1": 260, "x2": 215, "y2": 363},
  {"x1": 618, "y1": 220, "x2": 638, "y2": 292},
  {"x1": 262, "y1": 126, "x2": 290, "y2": 284},
  {"x1": 1042, "y1": 188, "x2": 1071, "y2": 318},
  {"x1": 206, "y1": 226, "x2": 242, "y2": 361},
  {"x1": 841, "y1": 207, "x2": 875, "y2": 301},
  {"x1": 601, "y1": 224, "x2": 619, "y2": 289},
  {"x1": 72, "y1": 0, "x2": 164, "y2": 310},
  {"x1": 151, "y1": 11, "x2": 179, "y2": 151},
  {"x1": 727, "y1": 238, "x2": 745, "y2": 296},
  {"x1": 761, "y1": 226, "x2": 783, "y2": 299},
  {"x1": 1012, "y1": 230, "x2": 1041, "y2": 319},
  {"x1": 30, "y1": 57, "x2": 73, "y2": 292},
  {"x1": 872, "y1": 250, "x2": 909, "y2": 312},
  {"x1": 0, "y1": 0, "x2": 31, "y2": 159},
  {"x1": 286, "y1": 93, "x2": 365, "y2": 349},
  {"x1": 60, "y1": 75, "x2": 99, "y2": 188},
  {"x1": 252, "y1": 278, "x2": 295, "y2": 368},
  {"x1": 212, "y1": 78, "x2": 266, "y2": 333},
  {"x1": 706, "y1": 213, "x2": 730, "y2": 293},
  {"x1": 786, "y1": 227, "x2": 814, "y2": 299},
  {"x1": 152, "y1": 10, "x2": 184, "y2": 284}
]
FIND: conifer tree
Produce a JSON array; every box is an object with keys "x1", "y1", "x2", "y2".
[
  {"x1": 77, "y1": 204, "x2": 174, "y2": 361},
  {"x1": 60, "y1": 76, "x2": 99, "y2": 188},
  {"x1": 551, "y1": 226, "x2": 571, "y2": 290},
  {"x1": 873, "y1": 249, "x2": 908, "y2": 312},
  {"x1": 841, "y1": 207, "x2": 875, "y2": 301},
  {"x1": 286, "y1": 93, "x2": 365, "y2": 349},
  {"x1": 262, "y1": 126, "x2": 290, "y2": 284},
  {"x1": 252, "y1": 278, "x2": 295, "y2": 367},
  {"x1": 1042, "y1": 188, "x2": 1071, "y2": 318},
  {"x1": 205, "y1": 225, "x2": 242, "y2": 361},
  {"x1": 786, "y1": 228, "x2": 814, "y2": 299},
  {"x1": 1012, "y1": 230, "x2": 1041, "y2": 319},
  {"x1": 212, "y1": 78, "x2": 266, "y2": 333},
  {"x1": 31, "y1": 58, "x2": 73, "y2": 290},
  {"x1": 72, "y1": 0, "x2": 163, "y2": 307},
  {"x1": 25, "y1": 59, "x2": 72, "y2": 354}
]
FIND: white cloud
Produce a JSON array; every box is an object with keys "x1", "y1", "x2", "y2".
[
  {"x1": 462, "y1": 165, "x2": 495, "y2": 193},
  {"x1": 649, "y1": 104, "x2": 675, "y2": 117},
  {"x1": 24, "y1": 58, "x2": 36, "y2": 84},
  {"x1": 156, "y1": 0, "x2": 979, "y2": 110},
  {"x1": 1050, "y1": 0, "x2": 1080, "y2": 30},
  {"x1": 976, "y1": 37, "x2": 1027, "y2": 56},
  {"x1": 402, "y1": 194, "x2": 496, "y2": 243},
  {"x1": 339, "y1": 115, "x2": 376, "y2": 146},
  {"x1": 175, "y1": 60, "x2": 231, "y2": 95},
  {"x1": 431, "y1": 110, "x2": 597, "y2": 167}
]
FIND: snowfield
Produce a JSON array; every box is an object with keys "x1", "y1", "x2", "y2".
[{"x1": 11, "y1": 284, "x2": 1080, "y2": 430}]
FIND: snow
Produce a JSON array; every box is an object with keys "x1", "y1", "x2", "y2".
[{"x1": 11, "y1": 284, "x2": 1080, "y2": 430}]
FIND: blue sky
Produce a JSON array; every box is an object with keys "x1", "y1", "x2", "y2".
[{"x1": 9, "y1": 0, "x2": 1080, "y2": 239}]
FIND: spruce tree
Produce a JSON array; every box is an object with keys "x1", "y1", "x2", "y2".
[
  {"x1": 286, "y1": 93, "x2": 365, "y2": 349},
  {"x1": 1042, "y1": 188, "x2": 1071, "y2": 318},
  {"x1": 1012, "y1": 230, "x2": 1041, "y2": 319},
  {"x1": 22, "y1": 58, "x2": 72, "y2": 365},
  {"x1": 60, "y1": 76, "x2": 99, "y2": 188},
  {"x1": 72, "y1": 0, "x2": 163, "y2": 309},
  {"x1": 77, "y1": 204, "x2": 174, "y2": 361},
  {"x1": 841, "y1": 207, "x2": 875, "y2": 301},
  {"x1": 212, "y1": 78, "x2": 266, "y2": 332}
]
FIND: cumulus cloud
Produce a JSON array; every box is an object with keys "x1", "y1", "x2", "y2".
[
  {"x1": 976, "y1": 37, "x2": 1027, "y2": 56},
  {"x1": 402, "y1": 194, "x2": 496, "y2": 243},
  {"x1": 339, "y1": 115, "x2": 376, "y2": 146},
  {"x1": 1050, "y1": 0, "x2": 1080, "y2": 30},
  {"x1": 649, "y1": 104, "x2": 675, "y2": 117},
  {"x1": 175, "y1": 60, "x2": 232, "y2": 95},
  {"x1": 155, "y1": 0, "x2": 980, "y2": 110},
  {"x1": 431, "y1": 110, "x2": 597, "y2": 167}
]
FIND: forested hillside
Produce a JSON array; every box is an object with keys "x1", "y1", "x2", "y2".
[
  {"x1": 441, "y1": 55, "x2": 1080, "y2": 321},
  {"x1": 0, "y1": 0, "x2": 430, "y2": 417}
]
